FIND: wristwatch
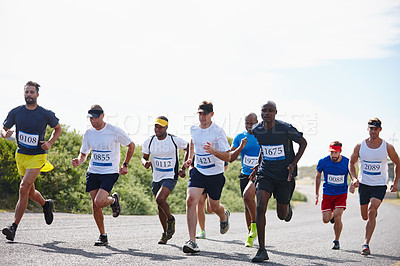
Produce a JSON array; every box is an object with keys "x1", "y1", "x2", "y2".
[{"x1": 123, "y1": 162, "x2": 129, "y2": 167}]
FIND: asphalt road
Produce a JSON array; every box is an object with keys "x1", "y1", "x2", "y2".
[{"x1": 1, "y1": 184, "x2": 400, "y2": 265}]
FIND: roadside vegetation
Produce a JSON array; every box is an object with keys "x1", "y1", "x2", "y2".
[{"x1": 0, "y1": 125, "x2": 307, "y2": 214}]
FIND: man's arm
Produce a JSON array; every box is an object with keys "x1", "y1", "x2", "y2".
[
  {"x1": 1, "y1": 126, "x2": 14, "y2": 139},
  {"x1": 249, "y1": 151, "x2": 262, "y2": 181},
  {"x1": 141, "y1": 153, "x2": 151, "y2": 169},
  {"x1": 120, "y1": 142, "x2": 135, "y2": 175},
  {"x1": 40, "y1": 123, "x2": 62, "y2": 151},
  {"x1": 287, "y1": 137, "x2": 307, "y2": 181},
  {"x1": 178, "y1": 143, "x2": 190, "y2": 178},
  {"x1": 72, "y1": 153, "x2": 89, "y2": 167},
  {"x1": 315, "y1": 171, "x2": 322, "y2": 205},
  {"x1": 349, "y1": 143, "x2": 361, "y2": 191},
  {"x1": 229, "y1": 137, "x2": 247, "y2": 163},
  {"x1": 203, "y1": 142, "x2": 231, "y2": 162},
  {"x1": 387, "y1": 143, "x2": 400, "y2": 192},
  {"x1": 183, "y1": 139, "x2": 195, "y2": 168}
]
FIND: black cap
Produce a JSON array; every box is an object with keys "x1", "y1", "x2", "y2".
[
  {"x1": 87, "y1": 104, "x2": 104, "y2": 118},
  {"x1": 368, "y1": 118, "x2": 381, "y2": 128}
]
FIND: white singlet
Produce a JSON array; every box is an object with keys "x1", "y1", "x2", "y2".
[{"x1": 358, "y1": 139, "x2": 388, "y2": 186}]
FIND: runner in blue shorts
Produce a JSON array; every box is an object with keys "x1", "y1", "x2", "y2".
[
  {"x1": 250, "y1": 101, "x2": 307, "y2": 262},
  {"x1": 182, "y1": 101, "x2": 231, "y2": 254},
  {"x1": 72, "y1": 104, "x2": 135, "y2": 246},
  {"x1": 2, "y1": 81, "x2": 62, "y2": 242}
]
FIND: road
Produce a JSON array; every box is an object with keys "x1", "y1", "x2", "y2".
[{"x1": 1, "y1": 184, "x2": 400, "y2": 265}]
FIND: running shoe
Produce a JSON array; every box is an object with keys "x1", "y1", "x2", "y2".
[
  {"x1": 251, "y1": 248, "x2": 269, "y2": 262},
  {"x1": 94, "y1": 234, "x2": 108, "y2": 246},
  {"x1": 330, "y1": 217, "x2": 335, "y2": 224},
  {"x1": 196, "y1": 230, "x2": 206, "y2": 239},
  {"x1": 220, "y1": 210, "x2": 230, "y2": 234},
  {"x1": 361, "y1": 244, "x2": 370, "y2": 255},
  {"x1": 111, "y1": 192, "x2": 121, "y2": 218},
  {"x1": 42, "y1": 199, "x2": 54, "y2": 225},
  {"x1": 249, "y1": 222, "x2": 257, "y2": 238},
  {"x1": 284, "y1": 205, "x2": 293, "y2": 222},
  {"x1": 183, "y1": 239, "x2": 200, "y2": 253},
  {"x1": 166, "y1": 216, "x2": 175, "y2": 239},
  {"x1": 158, "y1": 233, "x2": 168, "y2": 245},
  {"x1": 245, "y1": 234, "x2": 255, "y2": 247},
  {"x1": 332, "y1": 240, "x2": 340, "y2": 250},
  {"x1": 2, "y1": 223, "x2": 17, "y2": 241}
]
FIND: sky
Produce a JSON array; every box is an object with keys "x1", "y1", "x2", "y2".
[{"x1": 1, "y1": 0, "x2": 400, "y2": 166}]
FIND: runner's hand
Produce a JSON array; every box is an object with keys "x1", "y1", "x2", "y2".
[
  {"x1": 119, "y1": 165, "x2": 128, "y2": 175},
  {"x1": 203, "y1": 142, "x2": 215, "y2": 154},
  {"x1": 390, "y1": 183, "x2": 398, "y2": 192},
  {"x1": 72, "y1": 158, "x2": 80, "y2": 167},
  {"x1": 287, "y1": 163, "x2": 295, "y2": 181},
  {"x1": 144, "y1": 161, "x2": 151, "y2": 169},
  {"x1": 4, "y1": 129, "x2": 14, "y2": 138},
  {"x1": 249, "y1": 164, "x2": 259, "y2": 181},
  {"x1": 315, "y1": 193, "x2": 319, "y2": 205},
  {"x1": 183, "y1": 159, "x2": 192, "y2": 169},
  {"x1": 40, "y1": 141, "x2": 51, "y2": 150},
  {"x1": 239, "y1": 137, "x2": 247, "y2": 149},
  {"x1": 178, "y1": 168, "x2": 186, "y2": 178}
]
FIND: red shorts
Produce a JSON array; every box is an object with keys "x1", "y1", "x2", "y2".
[{"x1": 321, "y1": 193, "x2": 347, "y2": 212}]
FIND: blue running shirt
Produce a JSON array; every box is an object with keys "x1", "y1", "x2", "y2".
[
  {"x1": 316, "y1": 155, "x2": 349, "y2": 195},
  {"x1": 3, "y1": 105, "x2": 59, "y2": 155},
  {"x1": 232, "y1": 131, "x2": 260, "y2": 176}
]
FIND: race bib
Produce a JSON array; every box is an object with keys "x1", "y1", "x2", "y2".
[
  {"x1": 92, "y1": 150, "x2": 112, "y2": 166},
  {"x1": 363, "y1": 161, "x2": 382, "y2": 176},
  {"x1": 18, "y1": 131, "x2": 39, "y2": 149},
  {"x1": 243, "y1": 155, "x2": 258, "y2": 168},
  {"x1": 195, "y1": 153, "x2": 215, "y2": 169},
  {"x1": 327, "y1": 174, "x2": 345, "y2": 185},
  {"x1": 262, "y1": 144, "x2": 285, "y2": 161},
  {"x1": 153, "y1": 157, "x2": 174, "y2": 172}
]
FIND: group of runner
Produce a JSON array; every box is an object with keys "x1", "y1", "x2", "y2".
[{"x1": 2, "y1": 81, "x2": 399, "y2": 263}]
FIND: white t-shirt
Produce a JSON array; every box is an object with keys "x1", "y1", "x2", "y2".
[
  {"x1": 190, "y1": 122, "x2": 230, "y2": 175},
  {"x1": 142, "y1": 134, "x2": 188, "y2": 182},
  {"x1": 81, "y1": 123, "x2": 133, "y2": 174}
]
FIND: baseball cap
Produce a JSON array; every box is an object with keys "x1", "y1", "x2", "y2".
[
  {"x1": 368, "y1": 118, "x2": 381, "y2": 128},
  {"x1": 87, "y1": 104, "x2": 104, "y2": 118},
  {"x1": 155, "y1": 116, "x2": 168, "y2": 127},
  {"x1": 197, "y1": 102, "x2": 213, "y2": 114}
]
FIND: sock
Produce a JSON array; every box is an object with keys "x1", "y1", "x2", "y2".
[{"x1": 12, "y1": 223, "x2": 18, "y2": 230}]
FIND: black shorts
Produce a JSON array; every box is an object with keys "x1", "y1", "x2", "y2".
[
  {"x1": 255, "y1": 174, "x2": 295, "y2": 204},
  {"x1": 359, "y1": 183, "x2": 387, "y2": 205},
  {"x1": 86, "y1": 172, "x2": 119, "y2": 193},
  {"x1": 239, "y1": 173, "x2": 254, "y2": 196},
  {"x1": 188, "y1": 167, "x2": 225, "y2": 200},
  {"x1": 152, "y1": 178, "x2": 177, "y2": 196}
]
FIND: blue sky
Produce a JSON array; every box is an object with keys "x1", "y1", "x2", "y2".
[{"x1": 1, "y1": 0, "x2": 399, "y2": 166}]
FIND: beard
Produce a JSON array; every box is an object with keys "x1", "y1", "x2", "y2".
[{"x1": 25, "y1": 97, "x2": 36, "y2": 105}]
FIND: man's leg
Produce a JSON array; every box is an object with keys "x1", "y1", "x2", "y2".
[
  {"x1": 186, "y1": 187, "x2": 204, "y2": 241},
  {"x1": 243, "y1": 181, "x2": 256, "y2": 229},
  {"x1": 90, "y1": 189, "x2": 113, "y2": 235},
  {"x1": 322, "y1": 211, "x2": 333, "y2": 223},
  {"x1": 197, "y1": 193, "x2": 207, "y2": 232},
  {"x1": 208, "y1": 198, "x2": 227, "y2": 222},
  {"x1": 277, "y1": 203, "x2": 289, "y2": 220},
  {"x1": 364, "y1": 198, "x2": 382, "y2": 245},
  {"x1": 255, "y1": 190, "x2": 271, "y2": 251},
  {"x1": 14, "y1": 169, "x2": 41, "y2": 225},
  {"x1": 333, "y1": 208, "x2": 344, "y2": 241},
  {"x1": 155, "y1": 186, "x2": 173, "y2": 232}
]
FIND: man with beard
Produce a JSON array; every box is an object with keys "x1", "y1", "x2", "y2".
[
  {"x1": 2, "y1": 81, "x2": 62, "y2": 241},
  {"x1": 250, "y1": 101, "x2": 307, "y2": 262},
  {"x1": 142, "y1": 116, "x2": 189, "y2": 245},
  {"x1": 349, "y1": 118, "x2": 400, "y2": 255},
  {"x1": 315, "y1": 141, "x2": 350, "y2": 250}
]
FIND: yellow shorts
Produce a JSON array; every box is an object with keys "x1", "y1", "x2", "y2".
[{"x1": 15, "y1": 152, "x2": 54, "y2": 176}]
